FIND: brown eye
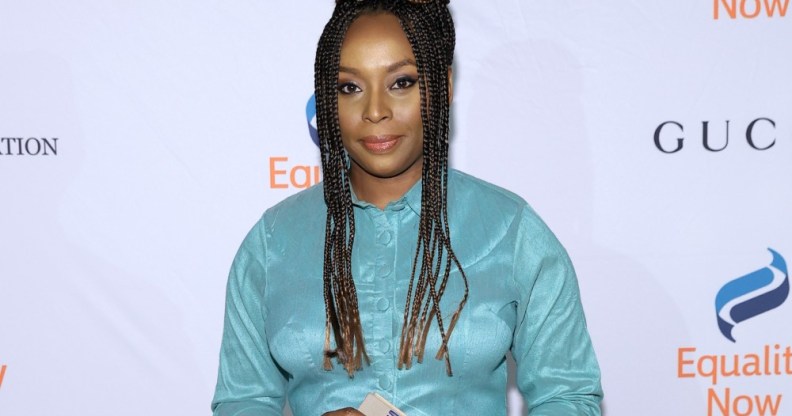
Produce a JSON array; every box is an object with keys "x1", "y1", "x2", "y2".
[
  {"x1": 392, "y1": 76, "x2": 417, "y2": 90},
  {"x1": 337, "y1": 82, "x2": 361, "y2": 95}
]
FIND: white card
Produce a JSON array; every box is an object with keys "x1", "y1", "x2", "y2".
[{"x1": 358, "y1": 392, "x2": 407, "y2": 416}]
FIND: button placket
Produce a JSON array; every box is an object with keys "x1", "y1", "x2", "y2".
[
  {"x1": 377, "y1": 229, "x2": 393, "y2": 245},
  {"x1": 378, "y1": 374, "x2": 392, "y2": 390},
  {"x1": 378, "y1": 263, "x2": 392, "y2": 278},
  {"x1": 371, "y1": 209, "x2": 398, "y2": 391}
]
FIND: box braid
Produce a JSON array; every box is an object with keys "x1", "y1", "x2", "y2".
[{"x1": 315, "y1": 0, "x2": 467, "y2": 377}]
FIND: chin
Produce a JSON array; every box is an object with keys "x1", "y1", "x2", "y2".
[{"x1": 357, "y1": 161, "x2": 421, "y2": 181}]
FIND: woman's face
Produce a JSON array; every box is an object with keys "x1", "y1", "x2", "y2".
[{"x1": 337, "y1": 12, "x2": 423, "y2": 185}]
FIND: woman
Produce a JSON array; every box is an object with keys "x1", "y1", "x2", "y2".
[{"x1": 212, "y1": 1, "x2": 603, "y2": 415}]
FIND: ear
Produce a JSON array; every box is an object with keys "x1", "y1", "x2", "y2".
[{"x1": 447, "y1": 66, "x2": 454, "y2": 104}]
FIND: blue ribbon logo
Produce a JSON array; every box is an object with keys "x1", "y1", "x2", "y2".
[
  {"x1": 715, "y1": 248, "x2": 789, "y2": 342},
  {"x1": 306, "y1": 94, "x2": 320, "y2": 147}
]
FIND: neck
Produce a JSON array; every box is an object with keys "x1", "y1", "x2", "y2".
[{"x1": 349, "y1": 164, "x2": 422, "y2": 210}]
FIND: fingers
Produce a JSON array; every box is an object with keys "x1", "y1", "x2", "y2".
[{"x1": 322, "y1": 407, "x2": 366, "y2": 416}]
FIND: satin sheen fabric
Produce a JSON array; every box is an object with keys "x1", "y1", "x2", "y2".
[{"x1": 212, "y1": 169, "x2": 602, "y2": 415}]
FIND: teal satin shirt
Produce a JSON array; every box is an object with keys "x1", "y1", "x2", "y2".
[{"x1": 212, "y1": 169, "x2": 603, "y2": 415}]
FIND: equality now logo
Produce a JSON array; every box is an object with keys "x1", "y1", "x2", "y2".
[
  {"x1": 715, "y1": 248, "x2": 789, "y2": 342},
  {"x1": 268, "y1": 95, "x2": 322, "y2": 189},
  {"x1": 714, "y1": 0, "x2": 789, "y2": 19}
]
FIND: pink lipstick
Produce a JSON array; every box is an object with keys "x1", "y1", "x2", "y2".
[{"x1": 361, "y1": 135, "x2": 401, "y2": 153}]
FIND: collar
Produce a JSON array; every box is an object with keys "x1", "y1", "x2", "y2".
[{"x1": 350, "y1": 179, "x2": 422, "y2": 215}]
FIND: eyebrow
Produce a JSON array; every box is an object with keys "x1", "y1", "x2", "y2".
[{"x1": 339, "y1": 59, "x2": 417, "y2": 75}]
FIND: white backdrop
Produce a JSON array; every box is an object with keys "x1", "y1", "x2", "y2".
[{"x1": 1, "y1": 1, "x2": 791, "y2": 415}]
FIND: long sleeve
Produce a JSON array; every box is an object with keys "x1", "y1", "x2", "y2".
[
  {"x1": 212, "y1": 219, "x2": 287, "y2": 416},
  {"x1": 210, "y1": 171, "x2": 603, "y2": 415},
  {"x1": 511, "y1": 206, "x2": 603, "y2": 415}
]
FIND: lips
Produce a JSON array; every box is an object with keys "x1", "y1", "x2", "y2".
[{"x1": 360, "y1": 135, "x2": 401, "y2": 153}]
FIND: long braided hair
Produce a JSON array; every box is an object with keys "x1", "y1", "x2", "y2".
[{"x1": 315, "y1": 0, "x2": 467, "y2": 377}]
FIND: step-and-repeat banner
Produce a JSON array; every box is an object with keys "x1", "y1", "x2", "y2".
[{"x1": 2, "y1": 1, "x2": 790, "y2": 415}]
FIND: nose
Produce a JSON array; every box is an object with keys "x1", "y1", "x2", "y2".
[{"x1": 363, "y1": 88, "x2": 391, "y2": 123}]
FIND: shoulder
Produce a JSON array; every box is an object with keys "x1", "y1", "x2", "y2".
[
  {"x1": 447, "y1": 169, "x2": 564, "y2": 257},
  {"x1": 238, "y1": 183, "x2": 326, "y2": 264},
  {"x1": 260, "y1": 182, "x2": 326, "y2": 230},
  {"x1": 447, "y1": 168, "x2": 532, "y2": 219}
]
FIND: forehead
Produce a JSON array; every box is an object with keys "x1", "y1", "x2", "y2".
[{"x1": 339, "y1": 13, "x2": 416, "y2": 66}]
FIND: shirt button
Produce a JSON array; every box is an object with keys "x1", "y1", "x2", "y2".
[
  {"x1": 376, "y1": 298, "x2": 390, "y2": 311},
  {"x1": 379, "y1": 375, "x2": 392, "y2": 390},
  {"x1": 377, "y1": 231, "x2": 393, "y2": 245},
  {"x1": 379, "y1": 264, "x2": 392, "y2": 278},
  {"x1": 379, "y1": 340, "x2": 391, "y2": 353}
]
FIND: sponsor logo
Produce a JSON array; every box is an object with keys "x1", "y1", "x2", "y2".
[
  {"x1": 267, "y1": 95, "x2": 323, "y2": 189},
  {"x1": 0, "y1": 137, "x2": 58, "y2": 156},
  {"x1": 716, "y1": 249, "x2": 789, "y2": 342},
  {"x1": 677, "y1": 344, "x2": 788, "y2": 415},
  {"x1": 269, "y1": 156, "x2": 322, "y2": 189},
  {"x1": 714, "y1": 0, "x2": 789, "y2": 19},
  {"x1": 677, "y1": 249, "x2": 791, "y2": 415},
  {"x1": 0, "y1": 364, "x2": 6, "y2": 389},
  {"x1": 653, "y1": 118, "x2": 777, "y2": 153}
]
